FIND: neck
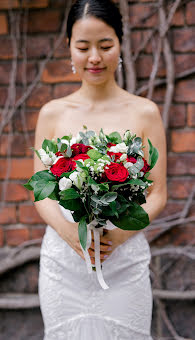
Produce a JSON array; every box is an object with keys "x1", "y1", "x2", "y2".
[{"x1": 78, "y1": 77, "x2": 120, "y2": 104}]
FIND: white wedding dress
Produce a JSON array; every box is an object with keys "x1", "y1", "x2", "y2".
[{"x1": 38, "y1": 204, "x2": 153, "y2": 340}]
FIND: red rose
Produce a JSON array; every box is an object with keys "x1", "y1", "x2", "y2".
[
  {"x1": 55, "y1": 151, "x2": 64, "y2": 156},
  {"x1": 107, "y1": 142, "x2": 116, "y2": 148},
  {"x1": 126, "y1": 156, "x2": 150, "y2": 174},
  {"x1": 71, "y1": 143, "x2": 93, "y2": 156},
  {"x1": 104, "y1": 162, "x2": 129, "y2": 182},
  {"x1": 50, "y1": 157, "x2": 74, "y2": 177},
  {"x1": 107, "y1": 151, "x2": 123, "y2": 161},
  {"x1": 71, "y1": 153, "x2": 90, "y2": 170},
  {"x1": 126, "y1": 156, "x2": 137, "y2": 164},
  {"x1": 142, "y1": 158, "x2": 150, "y2": 174}
]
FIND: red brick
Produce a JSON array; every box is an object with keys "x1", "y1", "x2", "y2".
[
  {"x1": 157, "y1": 200, "x2": 184, "y2": 219},
  {"x1": 53, "y1": 84, "x2": 81, "y2": 99},
  {"x1": 173, "y1": 28, "x2": 195, "y2": 52},
  {"x1": 0, "y1": 228, "x2": 4, "y2": 247},
  {"x1": 170, "y1": 8, "x2": 185, "y2": 26},
  {"x1": 0, "y1": 206, "x2": 17, "y2": 224},
  {"x1": 171, "y1": 130, "x2": 195, "y2": 152},
  {"x1": 16, "y1": 62, "x2": 37, "y2": 84},
  {"x1": 13, "y1": 110, "x2": 39, "y2": 132},
  {"x1": 0, "y1": 134, "x2": 34, "y2": 157},
  {"x1": 31, "y1": 227, "x2": 46, "y2": 239},
  {"x1": 0, "y1": 0, "x2": 19, "y2": 9},
  {"x1": 0, "y1": 38, "x2": 13, "y2": 59},
  {"x1": 26, "y1": 36, "x2": 51, "y2": 59},
  {"x1": 136, "y1": 54, "x2": 166, "y2": 78},
  {"x1": 0, "y1": 14, "x2": 8, "y2": 35},
  {"x1": 131, "y1": 31, "x2": 142, "y2": 53},
  {"x1": 26, "y1": 85, "x2": 52, "y2": 108},
  {"x1": 19, "y1": 205, "x2": 45, "y2": 224},
  {"x1": 0, "y1": 182, "x2": 29, "y2": 201},
  {"x1": 0, "y1": 63, "x2": 11, "y2": 84},
  {"x1": 0, "y1": 0, "x2": 48, "y2": 9},
  {"x1": 174, "y1": 54, "x2": 195, "y2": 74},
  {"x1": 129, "y1": 4, "x2": 158, "y2": 28},
  {"x1": 168, "y1": 178, "x2": 195, "y2": 199},
  {"x1": 41, "y1": 60, "x2": 81, "y2": 83},
  {"x1": 186, "y1": 2, "x2": 195, "y2": 25},
  {"x1": 187, "y1": 104, "x2": 195, "y2": 127},
  {"x1": 0, "y1": 158, "x2": 33, "y2": 179},
  {"x1": 5, "y1": 227, "x2": 29, "y2": 246},
  {"x1": 150, "y1": 224, "x2": 195, "y2": 247},
  {"x1": 141, "y1": 30, "x2": 154, "y2": 54},
  {"x1": 53, "y1": 37, "x2": 70, "y2": 58},
  {"x1": 167, "y1": 154, "x2": 195, "y2": 175},
  {"x1": 169, "y1": 104, "x2": 186, "y2": 128},
  {"x1": 22, "y1": 10, "x2": 61, "y2": 33},
  {"x1": 174, "y1": 79, "x2": 195, "y2": 103},
  {"x1": 151, "y1": 86, "x2": 166, "y2": 102},
  {"x1": 0, "y1": 87, "x2": 7, "y2": 106}
]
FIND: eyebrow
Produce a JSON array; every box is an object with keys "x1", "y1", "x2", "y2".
[{"x1": 75, "y1": 38, "x2": 114, "y2": 43}]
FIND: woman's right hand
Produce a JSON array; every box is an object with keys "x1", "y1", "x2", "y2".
[
  {"x1": 58, "y1": 223, "x2": 112, "y2": 264},
  {"x1": 58, "y1": 221, "x2": 86, "y2": 262}
]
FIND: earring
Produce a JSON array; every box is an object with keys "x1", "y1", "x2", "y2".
[
  {"x1": 118, "y1": 56, "x2": 123, "y2": 71},
  {"x1": 71, "y1": 59, "x2": 76, "y2": 74}
]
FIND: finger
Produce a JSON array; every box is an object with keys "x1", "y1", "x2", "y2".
[{"x1": 90, "y1": 242, "x2": 112, "y2": 253}]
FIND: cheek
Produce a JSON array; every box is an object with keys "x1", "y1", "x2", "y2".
[{"x1": 105, "y1": 50, "x2": 119, "y2": 68}]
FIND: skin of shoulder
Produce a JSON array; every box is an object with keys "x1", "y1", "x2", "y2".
[{"x1": 33, "y1": 99, "x2": 66, "y2": 173}]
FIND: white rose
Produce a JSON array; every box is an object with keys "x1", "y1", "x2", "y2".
[
  {"x1": 59, "y1": 177, "x2": 72, "y2": 191},
  {"x1": 109, "y1": 142, "x2": 128, "y2": 153},
  {"x1": 124, "y1": 162, "x2": 134, "y2": 169},
  {"x1": 69, "y1": 171, "x2": 86, "y2": 189},
  {"x1": 38, "y1": 148, "x2": 57, "y2": 166}
]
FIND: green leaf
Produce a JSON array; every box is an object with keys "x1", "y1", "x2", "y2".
[
  {"x1": 42, "y1": 139, "x2": 57, "y2": 153},
  {"x1": 59, "y1": 188, "x2": 80, "y2": 200},
  {"x1": 59, "y1": 199, "x2": 81, "y2": 211},
  {"x1": 110, "y1": 202, "x2": 150, "y2": 230},
  {"x1": 34, "y1": 181, "x2": 56, "y2": 202},
  {"x1": 148, "y1": 138, "x2": 159, "y2": 170},
  {"x1": 108, "y1": 131, "x2": 122, "y2": 144},
  {"x1": 102, "y1": 200, "x2": 118, "y2": 217},
  {"x1": 30, "y1": 147, "x2": 41, "y2": 160},
  {"x1": 100, "y1": 192, "x2": 117, "y2": 204},
  {"x1": 78, "y1": 216, "x2": 87, "y2": 251},
  {"x1": 65, "y1": 145, "x2": 72, "y2": 157},
  {"x1": 31, "y1": 170, "x2": 56, "y2": 183},
  {"x1": 87, "y1": 149, "x2": 102, "y2": 161},
  {"x1": 23, "y1": 179, "x2": 34, "y2": 191},
  {"x1": 60, "y1": 170, "x2": 75, "y2": 178},
  {"x1": 98, "y1": 183, "x2": 109, "y2": 191}
]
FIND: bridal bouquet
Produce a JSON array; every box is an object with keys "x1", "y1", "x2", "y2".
[{"x1": 24, "y1": 126, "x2": 158, "y2": 289}]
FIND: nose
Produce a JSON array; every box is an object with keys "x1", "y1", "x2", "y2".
[{"x1": 88, "y1": 48, "x2": 101, "y2": 64}]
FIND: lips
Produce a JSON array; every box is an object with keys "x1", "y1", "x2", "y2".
[{"x1": 86, "y1": 67, "x2": 106, "y2": 73}]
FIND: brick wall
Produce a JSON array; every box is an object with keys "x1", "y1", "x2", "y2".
[
  {"x1": 0, "y1": 0, "x2": 194, "y2": 248},
  {"x1": 0, "y1": 0, "x2": 195, "y2": 339}
]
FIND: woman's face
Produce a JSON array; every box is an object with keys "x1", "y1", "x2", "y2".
[{"x1": 70, "y1": 16, "x2": 121, "y2": 85}]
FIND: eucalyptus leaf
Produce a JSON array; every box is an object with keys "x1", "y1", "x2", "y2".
[
  {"x1": 42, "y1": 139, "x2": 57, "y2": 153},
  {"x1": 108, "y1": 131, "x2": 122, "y2": 144}
]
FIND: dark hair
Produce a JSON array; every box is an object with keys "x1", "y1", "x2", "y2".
[{"x1": 67, "y1": 0, "x2": 123, "y2": 45}]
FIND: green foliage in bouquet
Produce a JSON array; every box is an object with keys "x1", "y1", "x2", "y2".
[{"x1": 24, "y1": 127, "x2": 159, "y2": 251}]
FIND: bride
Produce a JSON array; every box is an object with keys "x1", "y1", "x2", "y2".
[{"x1": 34, "y1": 0, "x2": 167, "y2": 339}]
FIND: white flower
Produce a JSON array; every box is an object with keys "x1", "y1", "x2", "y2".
[
  {"x1": 38, "y1": 148, "x2": 57, "y2": 166},
  {"x1": 109, "y1": 142, "x2": 128, "y2": 153},
  {"x1": 59, "y1": 177, "x2": 72, "y2": 191},
  {"x1": 119, "y1": 153, "x2": 127, "y2": 162},
  {"x1": 69, "y1": 171, "x2": 86, "y2": 190},
  {"x1": 70, "y1": 137, "x2": 77, "y2": 146},
  {"x1": 124, "y1": 162, "x2": 134, "y2": 169}
]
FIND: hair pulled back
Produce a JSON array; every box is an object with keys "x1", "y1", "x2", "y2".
[{"x1": 67, "y1": 0, "x2": 123, "y2": 45}]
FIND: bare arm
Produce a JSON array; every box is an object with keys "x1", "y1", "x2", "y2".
[{"x1": 33, "y1": 102, "x2": 78, "y2": 243}]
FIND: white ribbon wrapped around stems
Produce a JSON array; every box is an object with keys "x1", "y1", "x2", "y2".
[
  {"x1": 80, "y1": 219, "x2": 117, "y2": 290},
  {"x1": 58, "y1": 205, "x2": 116, "y2": 290}
]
